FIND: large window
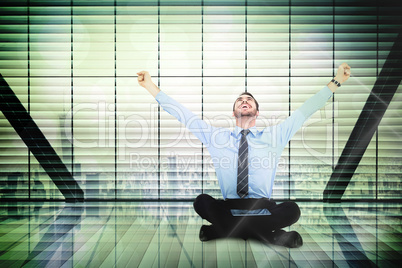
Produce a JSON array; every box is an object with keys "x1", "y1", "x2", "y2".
[{"x1": 0, "y1": 0, "x2": 401, "y2": 200}]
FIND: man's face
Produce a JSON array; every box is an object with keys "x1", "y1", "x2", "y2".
[{"x1": 233, "y1": 94, "x2": 259, "y2": 118}]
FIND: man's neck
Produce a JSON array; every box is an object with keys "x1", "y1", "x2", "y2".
[{"x1": 235, "y1": 116, "x2": 256, "y2": 129}]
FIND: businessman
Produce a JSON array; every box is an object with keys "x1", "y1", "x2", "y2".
[{"x1": 137, "y1": 63, "x2": 351, "y2": 248}]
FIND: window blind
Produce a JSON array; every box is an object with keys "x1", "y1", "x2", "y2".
[{"x1": 0, "y1": 0, "x2": 400, "y2": 201}]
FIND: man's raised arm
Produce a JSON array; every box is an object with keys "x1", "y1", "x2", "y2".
[
  {"x1": 276, "y1": 63, "x2": 351, "y2": 147},
  {"x1": 137, "y1": 71, "x2": 161, "y2": 97},
  {"x1": 136, "y1": 70, "x2": 215, "y2": 147}
]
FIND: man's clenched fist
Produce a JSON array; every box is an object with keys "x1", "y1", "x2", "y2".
[
  {"x1": 137, "y1": 71, "x2": 152, "y2": 89},
  {"x1": 137, "y1": 71, "x2": 161, "y2": 97},
  {"x1": 335, "y1": 63, "x2": 351, "y2": 84}
]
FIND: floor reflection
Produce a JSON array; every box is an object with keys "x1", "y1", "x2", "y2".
[
  {"x1": 0, "y1": 202, "x2": 400, "y2": 267},
  {"x1": 323, "y1": 205, "x2": 377, "y2": 267}
]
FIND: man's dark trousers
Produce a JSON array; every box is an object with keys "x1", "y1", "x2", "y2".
[{"x1": 193, "y1": 194, "x2": 301, "y2": 240}]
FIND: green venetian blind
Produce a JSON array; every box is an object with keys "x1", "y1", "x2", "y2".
[{"x1": 0, "y1": 0, "x2": 400, "y2": 201}]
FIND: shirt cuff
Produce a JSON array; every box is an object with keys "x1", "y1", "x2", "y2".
[{"x1": 155, "y1": 90, "x2": 166, "y2": 102}]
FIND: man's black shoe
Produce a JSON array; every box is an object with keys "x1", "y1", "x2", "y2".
[
  {"x1": 270, "y1": 230, "x2": 303, "y2": 248},
  {"x1": 199, "y1": 225, "x2": 219, "y2": 242}
]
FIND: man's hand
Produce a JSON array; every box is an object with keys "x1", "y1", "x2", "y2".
[
  {"x1": 334, "y1": 63, "x2": 351, "y2": 84},
  {"x1": 328, "y1": 63, "x2": 351, "y2": 92},
  {"x1": 137, "y1": 71, "x2": 161, "y2": 97},
  {"x1": 137, "y1": 71, "x2": 153, "y2": 89}
]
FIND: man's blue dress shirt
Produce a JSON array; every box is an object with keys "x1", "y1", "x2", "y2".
[{"x1": 156, "y1": 86, "x2": 333, "y2": 204}]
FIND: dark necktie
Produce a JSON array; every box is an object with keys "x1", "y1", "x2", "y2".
[{"x1": 237, "y1": 129, "x2": 250, "y2": 198}]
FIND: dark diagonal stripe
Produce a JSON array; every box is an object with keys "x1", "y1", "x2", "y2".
[
  {"x1": 0, "y1": 74, "x2": 84, "y2": 201},
  {"x1": 324, "y1": 29, "x2": 402, "y2": 202}
]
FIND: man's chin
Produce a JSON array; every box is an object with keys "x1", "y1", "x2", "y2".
[
  {"x1": 242, "y1": 111, "x2": 257, "y2": 116},
  {"x1": 235, "y1": 112, "x2": 256, "y2": 118}
]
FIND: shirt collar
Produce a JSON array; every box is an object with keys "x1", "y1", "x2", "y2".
[{"x1": 234, "y1": 126, "x2": 257, "y2": 137}]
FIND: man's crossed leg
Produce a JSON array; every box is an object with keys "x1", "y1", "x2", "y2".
[{"x1": 193, "y1": 194, "x2": 303, "y2": 248}]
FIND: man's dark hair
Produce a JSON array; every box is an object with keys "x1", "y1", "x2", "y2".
[{"x1": 232, "y1": 92, "x2": 259, "y2": 112}]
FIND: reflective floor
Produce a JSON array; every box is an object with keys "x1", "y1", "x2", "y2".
[{"x1": 0, "y1": 201, "x2": 400, "y2": 268}]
